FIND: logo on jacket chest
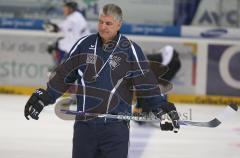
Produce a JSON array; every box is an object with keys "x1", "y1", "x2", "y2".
[
  {"x1": 86, "y1": 54, "x2": 96, "y2": 64},
  {"x1": 109, "y1": 55, "x2": 121, "y2": 70},
  {"x1": 88, "y1": 45, "x2": 95, "y2": 50}
]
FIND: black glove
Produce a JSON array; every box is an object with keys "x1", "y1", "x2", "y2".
[
  {"x1": 42, "y1": 21, "x2": 59, "y2": 32},
  {"x1": 24, "y1": 89, "x2": 52, "y2": 120},
  {"x1": 153, "y1": 101, "x2": 180, "y2": 133},
  {"x1": 47, "y1": 43, "x2": 57, "y2": 54}
]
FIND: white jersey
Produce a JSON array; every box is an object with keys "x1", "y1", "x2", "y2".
[
  {"x1": 58, "y1": 11, "x2": 90, "y2": 53},
  {"x1": 159, "y1": 45, "x2": 174, "y2": 65}
]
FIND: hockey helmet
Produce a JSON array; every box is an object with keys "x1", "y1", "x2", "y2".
[{"x1": 64, "y1": 1, "x2": 78, "y2": 10}]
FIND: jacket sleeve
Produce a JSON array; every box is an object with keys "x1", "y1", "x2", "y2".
[
  {"x1": 46, "y1": 38, "x2": 86, "y2": 103},
  {"x1": 129, "y1": 41, "x2": 164, "y2": 110}
]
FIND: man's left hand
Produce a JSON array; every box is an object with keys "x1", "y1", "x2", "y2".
[{"x1": 154, "y1": 102, "x2": 180, "y2": 133}]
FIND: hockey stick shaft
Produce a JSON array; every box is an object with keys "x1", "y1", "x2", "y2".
[
  {"x1": 59, "y1": 111, "x2": 212, "y2": 128},
  {"x1": 60, "y1": 104, "x2": 238, "y2": 128}
]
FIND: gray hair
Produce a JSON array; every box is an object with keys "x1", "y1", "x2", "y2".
[{"x1": 99, "y1": 4, "x2": 123, "y2": 22}]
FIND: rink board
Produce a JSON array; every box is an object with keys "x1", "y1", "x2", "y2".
[{"x1": 0, "y1": 29, "x2": 240, "y2": 104}]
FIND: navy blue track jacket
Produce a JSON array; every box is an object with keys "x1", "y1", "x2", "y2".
[{"x1": 46, "y1": 33, "x2": 164, "y2": 118}]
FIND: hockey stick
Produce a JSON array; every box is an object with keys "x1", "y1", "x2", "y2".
[
  {"x1": 149, "y1": 103, "x2": 238, "y2": 128},
  {"x1": 60, "y1": 104, "x2": 238, "y2": 128}
]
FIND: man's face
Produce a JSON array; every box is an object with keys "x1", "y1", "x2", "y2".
[
  {"x1": 63, "y1": 6, "x2": 72, "y2": 16},
  {"x1": 98, "y1": 15, "x2": 122, "y2": 43}
]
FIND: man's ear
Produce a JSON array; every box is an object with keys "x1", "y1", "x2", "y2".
[{"x1": 118, "y1": 21, "x2": 122, "y2": 30}]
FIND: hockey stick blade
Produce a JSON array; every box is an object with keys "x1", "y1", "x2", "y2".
[
  {"x1": 229, "y1": 103, "x2": 238, "y2": 111},
  {"x1": 178, "y1": 118, "x2": 221, "y2": 127},
  {"x1": 180, "y1": 103, "x2": 238, "y2": 127},
  {"x1": 149, "y1": 103, "x2": 238, "y2": 128}
]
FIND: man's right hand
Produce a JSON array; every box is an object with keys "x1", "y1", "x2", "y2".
[{"x1": 24, "y1": 89, "x2": 52, "y2": 120}]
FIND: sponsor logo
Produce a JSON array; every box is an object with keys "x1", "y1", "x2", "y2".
[
  {"x1": 88, "y1": 44, "x2": 95, "y2": 50},
  {"x1": 198, "y1": 10, "x2": 238, "y2": 27},
  {"x1": 207, "y1": 45, "x2": 240, "y2": 96},
  {"x1": 219, "y1": 46, "x2": 240, "y2": 89},
  {"x1": 200, "y1": 28, "x2": 228, "y2": 38},
  {"x1": 35, "y1": 89, "x2": 43, "y2": 95}
]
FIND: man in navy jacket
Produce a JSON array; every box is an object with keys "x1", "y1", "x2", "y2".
[{"x1": 24, "y1": 4, "x2": 180, "y2": 158}]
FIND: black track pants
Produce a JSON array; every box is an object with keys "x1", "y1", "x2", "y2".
[{"x1": 72, "y1": 120, "x2": 129, "y2": 158}]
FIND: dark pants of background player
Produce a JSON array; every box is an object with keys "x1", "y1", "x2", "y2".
[
  {"x1": 72, "y1": 119, "x2": 130, "y2": 158},
  {"x1": 47, "y1": 38, "x2": 68, "y2": 67},
  {"x1": 54, "y1": 49, "x2": 68, "y2": 65}
]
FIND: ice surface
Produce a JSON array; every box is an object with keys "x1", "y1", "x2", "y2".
[{"x1": 0, "y1": 94, "x2": 239, "y2": 158}]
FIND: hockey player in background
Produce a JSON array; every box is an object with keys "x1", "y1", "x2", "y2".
[
  {"x1": 134, "y1": 45, "x2": 181, "y2": 124},
  {"x1": 24, "y1": 4, "x2": 180, "y2": 158},
  {"x1": 147, "y1": 45, "x2": 181, "y2": 81},
  {"x1": 44, "y1": 1, "x2": 90, "y2": 66}
]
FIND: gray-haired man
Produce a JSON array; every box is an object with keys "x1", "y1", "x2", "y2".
[{"x1": 24, "y1": 4, "x2": 180, "y2": 158}]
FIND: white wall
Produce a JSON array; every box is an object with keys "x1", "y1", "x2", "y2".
[{"x1": 0, "y1": 29, "x2": 240, "y2": 98}]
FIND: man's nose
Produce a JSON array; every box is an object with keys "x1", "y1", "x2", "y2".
[{"x1": 100, "y1": 23, "x2": 107, "y2": 29}]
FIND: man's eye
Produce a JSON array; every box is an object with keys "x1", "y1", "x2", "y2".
[{"x1": 106, "y1": 22, "x2": 113, "y2": 25}]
